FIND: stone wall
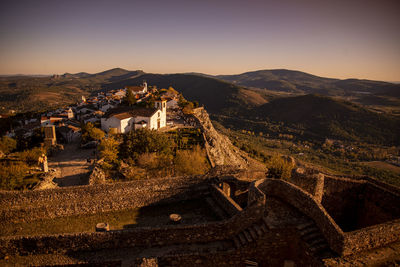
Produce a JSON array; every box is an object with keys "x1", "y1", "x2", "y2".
[
  {"x1": 357, "y1": 183, "x2": 400, "y2": 228},
  {"x1": 210, "y1": 184, "x2": 242, "y2": 216},
  {"x1": 322, "y1": 176, "x2": 366, "y2": 232},
  {"x1": 289, "y1": 170, "x2": 324, "y2": 202},
  {"x1": 0, "y1": 187, "x2": 266, "y2": 256},
  {"x1": 0, "y1": 176, "x2": 210, "y2": 223},
  {"x1": 258, "y1": 178, "x2": 345, "y2": 254},
  {"x1": 343, "y1": 218, "x2": 400, "y2": 256},
  {"x1": 257, "y1": 177, "x2": 400, "y2": 256},
  {"x1": 158, "y1": 228, "x2": 319, "y2": 267}
]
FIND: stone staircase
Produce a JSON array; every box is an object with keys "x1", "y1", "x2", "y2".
[
  {"x1": 205, "y1": 197, "x2": 230, "y2": 220},
  {"x1": 296, "y1": 221, "x2": 336, "y2": 259},
  {"x1": 232, "y1": 216, "x2": 269, "y2": 249}
]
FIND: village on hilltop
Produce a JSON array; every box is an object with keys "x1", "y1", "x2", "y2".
[{"x1": 3, "y1": 82, "x2": 192, "y2": 146}]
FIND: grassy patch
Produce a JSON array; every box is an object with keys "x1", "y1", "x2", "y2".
[{"x1": 1, "y1": 199, "x2": 218, "y2": 237}]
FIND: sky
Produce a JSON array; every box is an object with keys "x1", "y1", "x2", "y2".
[{"x1": 0, "y1": 0, "x2": 399, "y2": 81}]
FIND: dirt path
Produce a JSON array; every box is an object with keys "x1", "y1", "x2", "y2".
[{"x1": 48, "y1": 142, "x2": 95, "y2": 187}]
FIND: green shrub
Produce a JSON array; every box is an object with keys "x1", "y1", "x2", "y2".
[
  {"x1": 98, "y1": 137, "x2": 119, "y2": 164},
  {"x1": 174, "y1": 146, "x2": 209, "y2": 175},
  {"x1": 17, "y1": 147, "x2": 45, "y2": 166},
  {"x1": 0, "y1": 161, "x2": 29, "y2": 190},
  {"x1": 0, "y1": 136, "x2": 17, "y2": 155},
  {"x1": 120, "y1": 128, "x2": 174, "y2": 160},
  {"x1": 266, "y1": 154, "x2": 295, "y2": 180}
]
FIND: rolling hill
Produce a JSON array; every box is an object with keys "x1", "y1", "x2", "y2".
[
  {"x1": 251, "y1": 94, "x2": 400, "y2": 145},
  {"x1": 216, "y1": 69, "x2": 400, "y2": 97},
  {"x1": 1, "y1": 68, "x2": 399, "y2": 145},
  {"x1": 103, "y1": 73, "x2": 265, "y2": 114}
]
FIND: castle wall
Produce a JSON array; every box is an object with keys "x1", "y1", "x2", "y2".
[
  {"x1": 321, "y1": 176, "x2": 366, "y2": 232},
  {"x1": 158, "y1": 228, "x2": 320, "y2": 267},
  {"x1": 343, "y1": 218, "x2": 400, "y2": 256},
  {"x1": 259, "y1": 178, "x2": 345, "y2": 254},
  {"x1": 289, "y1": 171, "x2": 324, "y2": 202},
  {"x1": 210, "y1": 184, "x2": 242, "y2": 216},
  {"x1": 357, "y1": 183, "x2": 400, "y2": 228},
  {"x1": 0, "y1": 176, "x2": 210, "y2": 223},
  {"x1": 0, "y1": 186, "x2": 266, "y2": 256}
]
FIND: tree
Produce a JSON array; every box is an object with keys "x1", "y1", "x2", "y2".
[
  {"x1": 266, "y1": 154, "x2": 295, "y2": 180},
  {"x1": 98, "y1": 136, "x2": 119, "y2": 164},
  {"x1": 124, "y1": 89, "x2": 137, "y2": 106},
  {"x1": 182, "y1": 102, "x2": 194, "y2": 114},
  {"x1": 82, "y1": 122, "x2": 105, "y2": 143},
  {"x1": 121, "y1": 128, "x2": 174, "y2": 160},
  {"x1": 0, "y1": 136, "x2": 17, "y2": 155}
]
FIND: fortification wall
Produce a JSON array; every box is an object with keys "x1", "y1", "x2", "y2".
[
  {"x1": 0, "y1": 176, "x2": 209, "y2": 223},
  {"x1": 210, "y1": 184, "x2": 242, "y2": 216},
  {"x1": 322, "y1": 176, "x2": 366, "y2": 232},
  {"x1": 158, "y1": 228, "x2": 320, "y2": 267},
  {"x1": 258, "y1": 177, "x2": 400, "y2": 256},
  {"x1": 289, "y1": 170, "x2": 324, "y2": 202},
  {"x1": 343, "y1": 218, "x2": 400, "y2": 256},
  {"x1": 357, "y1": 183, "x2": 400, "y2": 228},
  {"x1": 0, "y1": 185, "x2": 266, "y2": 256},
  {"x1": 258, "y1": 178, "x2": 345, "y2": 254}
]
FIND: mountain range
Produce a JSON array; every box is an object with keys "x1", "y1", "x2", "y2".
[{"x1": 0, "y1": 67, "x2": 399, "y2": 145}]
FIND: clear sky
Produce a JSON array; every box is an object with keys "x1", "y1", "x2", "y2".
[{"x1": 0, "y1": 0, "x2": 399, "y2": 81}]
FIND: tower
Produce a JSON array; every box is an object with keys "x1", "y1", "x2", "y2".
[
  {"x1": 142, "y1": 81, "x2": 148, "y2": 93},
  {"x1": 154, "y1": 100, "x2": 167, "y2": 129},
  {"x1": 154, "y1": 99, "x2": 166, "y2": 113}
]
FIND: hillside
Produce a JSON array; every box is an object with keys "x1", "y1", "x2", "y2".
[
  {"x1": 251, "y1": 94, "x2": 400, "y2": 145},
  {"x1": 0, "y1": 69, "x2": 145, "y2": 113},
  {"x1": 104, "y1": 73, "x2": 263, "y2": 114},
  {"x1": 1, "y1": 67, "x2": 399, "y2": 146},
  {"x1": 216, "y1": 69, "x2": 400, "y2": 97}
]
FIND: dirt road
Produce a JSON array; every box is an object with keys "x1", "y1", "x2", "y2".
[{"x1": 48, "y1": 142, "x2": 95, "y2": 187}]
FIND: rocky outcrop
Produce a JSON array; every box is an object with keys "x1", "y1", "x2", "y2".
[
  {"x1": 88, "y1": 163, "x2": 106, "y2": 185},
  {"x1": 33, "y1": 169, "x2": 60, "y2": 190},
  {"x1": 192, "y1": 107, "x2": 248, "y2": 168}
]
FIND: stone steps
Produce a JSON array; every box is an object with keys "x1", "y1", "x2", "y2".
[
  {"x1": 205, "y1": 197, "x2": 229, "y2": 220},
  {"x1": 297, "y1": 220, "x2": 336, "y2": 259},
  {"x1": 232, "y1": 216, "x2": 269, "y2": 249}
]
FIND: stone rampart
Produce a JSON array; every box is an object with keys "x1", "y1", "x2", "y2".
[
  {"x1": 210, "y1": 184, "x2": 243, "y2": 216},
  {"x1": 0, "y1": 184, "x2": 266, "y2": 256},
  {"x1": 343, "y1": 218, "x2": 400, "y2": 255},
  {"x1": 289, "y1": 170, "x2": 324, "y2": 202},
  {"x1": 258, "y1": 178, "x2": 345, "y2": 254},
  {"x1": 258, "y1": 177, "x2": 400, "y2": 256},
  {"x1": 0, "y1": 175, "x2": 209, "y2": 223}
]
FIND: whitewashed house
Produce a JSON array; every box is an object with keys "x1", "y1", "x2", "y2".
[
  {"x1": 101, "y1": 100, "x2": 166, "y2": 133},
  {"x1": 124, "y1": 81, "x2": 148, "y2": 95}
]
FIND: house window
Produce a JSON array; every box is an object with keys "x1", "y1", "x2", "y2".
[{"x1": 158, "y1": 112, "x2": 160, "y2": 117}]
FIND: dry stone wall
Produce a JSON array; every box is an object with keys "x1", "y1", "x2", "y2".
[
  {"x1": 0, "y1": 185, "x2": 266, "y2": 256},
  {"x1": 259, "y1": 178, "x2": 345, "y2": 254},
  {"x1": 210, "y1": 184, "x2": 243, "y2": 216},
  {"x1": 0, "y1": 175, "x2": 209, "y2": 223}
]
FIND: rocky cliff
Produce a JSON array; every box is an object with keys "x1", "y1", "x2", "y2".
[{"x1": 192, "y1": 107, "x2": 249, "y2": 168}]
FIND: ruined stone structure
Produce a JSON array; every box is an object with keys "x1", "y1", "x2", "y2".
[{"x1": 1, "y1": 169, "x2": 399, "y2": 266}]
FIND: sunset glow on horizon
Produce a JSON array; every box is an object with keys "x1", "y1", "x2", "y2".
[{"x1": 0, "y1": 0, "x2": 399, "y2": 81}]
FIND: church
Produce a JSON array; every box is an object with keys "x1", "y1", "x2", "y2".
[{"x1": 100, "y1": 99, "x2": 166, "y2": 134}]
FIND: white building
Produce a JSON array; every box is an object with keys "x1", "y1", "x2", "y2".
[
  {"x1": 124, "y1": 81, "x2": 148, "y2": 95},
  {"x1": 101, "y1": 100, "x2": 166, "y2": 133}
]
